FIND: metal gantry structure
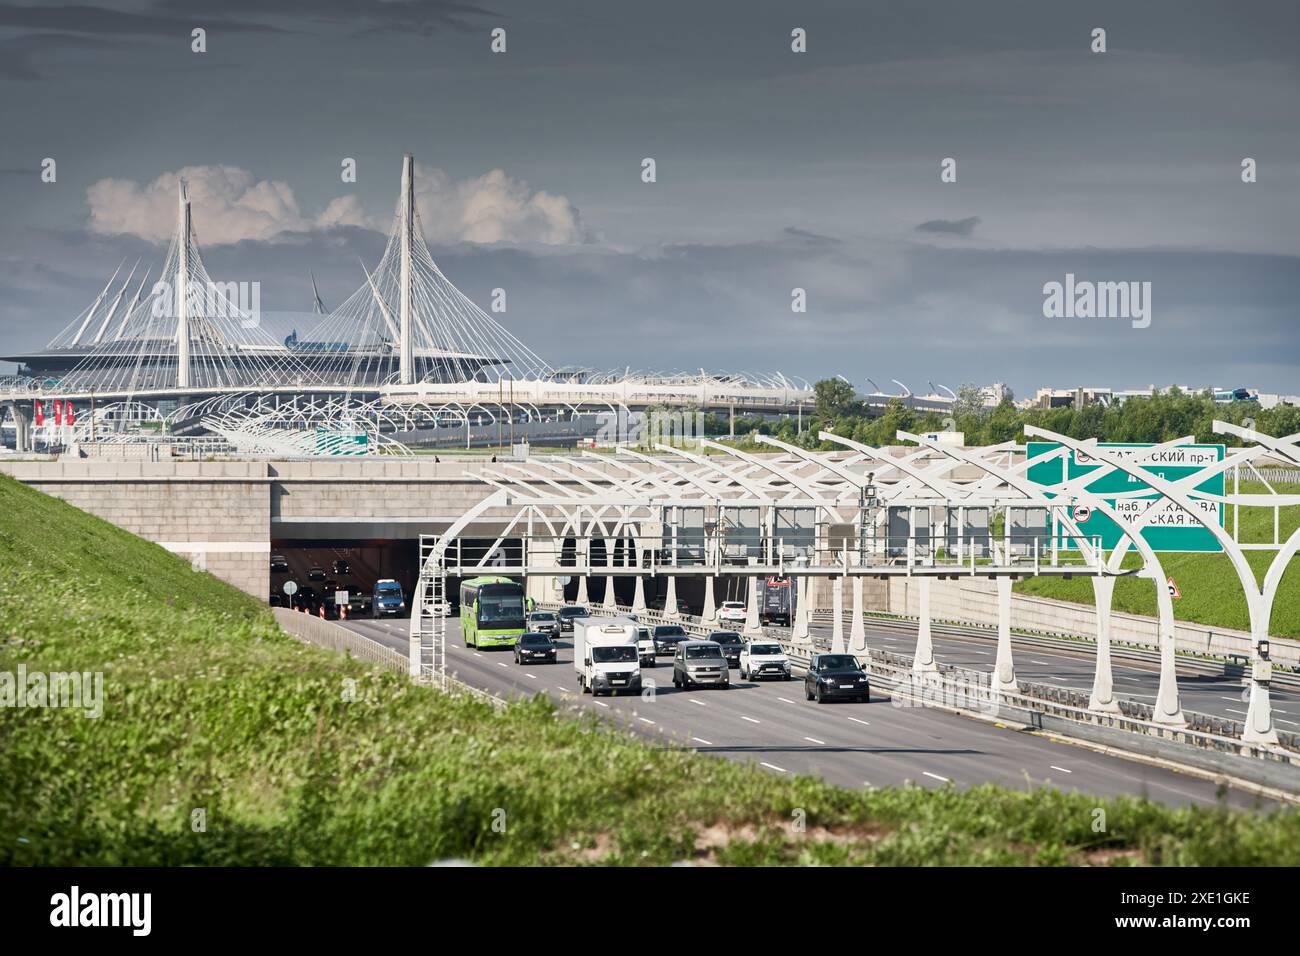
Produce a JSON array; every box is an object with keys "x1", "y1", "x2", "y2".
[{"x1": 409, "y1": 424, "x2": 1299, "y2": 746}]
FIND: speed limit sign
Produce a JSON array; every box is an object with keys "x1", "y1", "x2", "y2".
[{"x1": 1071, "y1": 505, "x2": 1092, "y2": 523}]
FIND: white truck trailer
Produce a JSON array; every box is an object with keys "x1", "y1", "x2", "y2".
[{"x1": 573, "y1": 615, "x2": 642, "y2": 696}]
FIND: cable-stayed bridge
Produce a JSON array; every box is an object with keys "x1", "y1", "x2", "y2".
[{"x1": 2, "y1": 156, "x2": 834, "y2": 450}]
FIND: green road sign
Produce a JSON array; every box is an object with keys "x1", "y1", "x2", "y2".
[
  {"x1": 1026, "y1": 442, "x2": 1225, "y2": 553},
  {"x1": 314, "y1": 428, "x2": 369, "y2": 456}
]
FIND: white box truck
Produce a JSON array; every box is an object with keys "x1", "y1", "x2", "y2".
[{"x1": 573, "y1": 616, "x2": 642, "y2": 696}]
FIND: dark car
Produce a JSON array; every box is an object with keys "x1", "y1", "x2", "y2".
[
  {"x1": 672, "y1": 640, "x2": 730, "y2": 690},
  {"x1": 514, "y1": 632, "x2": 557, "y2": 665},
  {"x1": 708, "y1": 630, "x2": 744, "y2": 668},
  {"x1": 307, "y1": 566, "x2": 326, "y2": 582},
  {"x1": 805, "y1": 653, "x2": 870, "y2": 704},
  {"x1": 332, "y1": 558, "x2": 351, "y2": 575},
  {"x1": 527, "y1": 610, "x2": 560, "y2": 636},
  {"x1": 270, "y1": 554, "x2": 289, "y2": 574},
  {"x1": 296, "y1": 586, "x2": 319, "y2": 610},
  {"x1": 557, "y1": 605, "x2": 589, "y2": 632},
  {"x1": 652, "y1": 624, "x2": 690, "y2": 655}
]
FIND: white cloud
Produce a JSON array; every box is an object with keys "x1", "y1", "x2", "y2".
[{"x1": 85, "y1": 163, "x2": 586, "y2": 247}]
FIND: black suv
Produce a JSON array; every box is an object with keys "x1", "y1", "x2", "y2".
[
  {"x1": 652, "y1": 624, "x2": 690, "y2": 656},
  {"x1": 805, "y1": 653, "x2": 870, "y2": 704},
  {"x1": 707, "y1": 630, "x2": 744, "y2": 668},
  {"x1": 557, "y1": 605, "x2": 589, "y2": 632},
  {"x1": 514, "y1": 632, "x2": 558, "y2": 665}
]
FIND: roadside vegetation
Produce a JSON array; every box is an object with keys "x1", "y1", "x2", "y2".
[{"x1": 1, "y1": 473, "x2": 1296, "y2": 866}]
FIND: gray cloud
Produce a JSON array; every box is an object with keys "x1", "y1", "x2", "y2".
[{"x1": 915, "y1": 217, "x2": 981, "y2": 238}]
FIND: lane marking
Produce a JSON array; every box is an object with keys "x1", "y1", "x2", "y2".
[
  {"x1": 524, "y1": 673, "x2": 537, "y2": 680},
  {"x1": 847, "y1": 716, "x2": 870, "y2": 726},
  {"x1": 971, "y1": 650, "x2": 990, "y2": 656},
  {"x1": 777, "y1": 697, "x2": 796, "y2": 704},
  {"x1": 1278, "y1": 719, "x2": 1298, "y2": 727},
  {"x1": 496, "y1": 662, "x2": 508, "y2": 668},
  {"x1": 922, "y1": 771, "x2": 950, "y2": 783},
  {"x1": 638, "y1": 717, "x2": 655, "y2": 726},
  {"x1": 740, "y1": 715, "x2": 760, "y2": 724},
  {"x1": 473, "y1": 652, "x2": 482, "y2": 658},
  {"x1": 688, "y1": 699, "x2": 707, "y2": 707},
  {"x1": 1116, "y1": 676, "x2": 1142, "y2": 682},
  {"x1": 804, "y1": 736, "x2": 825, "y2": 745},
  {"x1": 1225, "y1": 707, "x2": 1247, "y2": 715},
  {"x1": 760, "y1": 762, "x2": 787, "y2": 773},
  {"x1": 593, "y1": 701, "x2": 609, "y2": 708},
  {"x1": 1050, "y1": 765, "x2": 1073, "y2": 774},
  {"x1": 1030, "y1": 660, "x2": 1053, "y2": 665},
  {"x1": 692, "y1": 736, "x2": 713, "y2": 746}
]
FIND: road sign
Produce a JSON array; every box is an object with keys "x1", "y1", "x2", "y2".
[
  {"x1": 336, "y1": 590, "x2": 349, "y2": 606},
  {"x1": 1027, "y1": 442, "x2": 1225, "y2": 553},
  {"x1": 1167, "y1": 577, "x2": 1181, "y2": 599},
  {"x1": 282, "y1": 580, "x2": 299, "y2": 597},
  {"x1": 1071, "y1": 504, "x2": 1092, "y2": 523}
]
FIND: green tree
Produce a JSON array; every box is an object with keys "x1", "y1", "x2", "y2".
[{"x1": 814, "y1": 378, "x2": 857, "y2": 421}]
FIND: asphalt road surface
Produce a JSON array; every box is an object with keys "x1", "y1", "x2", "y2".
[
  {"x1": 339, "y1": 615, "x2": 1280, "y2": 810},
  {"x1": 800, "y1": 620, "x2": 1300, "y2": 729}
]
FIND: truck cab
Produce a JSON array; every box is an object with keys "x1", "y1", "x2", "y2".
[
  {"x1": 573, "y1": 616, "x2": 642, "y2": 697},
  {"x1": 372, "y1": 579, "x2": 406, "y2": 618}
]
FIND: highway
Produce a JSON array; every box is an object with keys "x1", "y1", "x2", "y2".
[
  {"x1": 800, "y1": 619, "x2": 1300, "y2": 729},
  {"x1": 338, "y1": 615, "x2": 1279, "y2": 810}
]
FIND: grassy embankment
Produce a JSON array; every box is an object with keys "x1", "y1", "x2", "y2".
[
  {"x1": 1014, "y1": 481, "x2": 1300, "y2": 638},
  {"x1": 0, "y1": 473, "x2": 1296, "y2": 865}
]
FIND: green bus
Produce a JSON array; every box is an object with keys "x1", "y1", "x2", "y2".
[{"x1": 460, "y1": 576, "x2": 527, "y2": 648}]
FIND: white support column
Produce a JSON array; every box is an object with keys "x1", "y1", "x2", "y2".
[
  {"x1": 664, "y1": 574, "x2": 680, "y2": 618},
  {"x1": 830, "y1": 577, "x2": 845, "y2": 653},
  {"x1": 850, "y1": 575, "x2": 866, "y2": 652},
  {"x1": 398, "y1": 154, "x2": 415, "y2": 386},
  {"x1": 912, "y1": 576, "x2": 938, "y2": 677},
  {"x1": 632, "y1": 555, "x2": 647, "y2": 613},
  {"x1": 176, "y1": 184, "x2": 191, "y2": 390},
  {"x1": 744, "y1": 576, "x2": 763, "y2": 635},
  {"x1": 992, "y1": 576, "x2": 1017, "y2": 693},
  {"x1": 792, "y1": 576, "x2": 811, "y2": 644},
  {"x1": 702, "y1": 575, "x2": 717, "y2": 622},
  {"x1": 1243, "y1": 592, "x2": 1278, "y2": 745},
  {"x1": 575, "y1": 530, "x2": 590, "y2": 605},
  {"x1": 602, "y1": 538, "x2": 618, "y2": 611},
  {"x1": 1088, "y1": 576, "x2": 1120, "y2": 713},
  {"x1": 1152, "y1": 574, "x2": 1185, "y2": 728}
]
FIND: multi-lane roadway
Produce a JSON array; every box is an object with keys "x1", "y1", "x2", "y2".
[
  {"x1": 337, "y1": 614, "x2": 1281, "y2": 810},
  {"x1": 801, "y1": 619, "x2": 1300, "y2": 729}
]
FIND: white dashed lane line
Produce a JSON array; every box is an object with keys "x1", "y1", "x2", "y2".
[
  {"x1": 777, "y1": 697, "x2": 796, "y2": 704},
  {"x1": 692, "y1": 737, "x2": 713, "y2": 746},
  {"x1": 804, "y1": 736, "x2": 825, "y2": 745},
  {"x1": 922, "y1": 771, "x2": 951, "y2": 783},
  {"x1": 740, "y1": 716, "x2": 760, "y2": 724},
  {"x1": 637, "y1": 717, "x2": 655, "y2": 726},
  {"x1": 760, "y1": 762, "x2": 788, "y2": 773},
  {"x1": 847, "y1": 716, "x2": 870, "y2": 726},
  {"x1": 688, "y1": 699, "x2": 707, "y2": 707},
  {"x1": 1050, "y1": 765, "x2": 1073, "y2": 774}
]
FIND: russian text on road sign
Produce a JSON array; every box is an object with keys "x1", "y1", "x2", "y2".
[{"x1": 1026, "y1": 442, "x2": 1225, "y2": 553}]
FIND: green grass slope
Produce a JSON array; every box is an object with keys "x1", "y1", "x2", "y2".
[
  {"x1": 0, "y1": 474, "x2": 1296, "y2": 865},
  {"x1": 1016, "y1": 482, "x2": 1300, "y2": 639}
]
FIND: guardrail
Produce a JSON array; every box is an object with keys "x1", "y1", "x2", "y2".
[{"x1": 807, "y1": 607, "x2": 1300, "y2": 689}]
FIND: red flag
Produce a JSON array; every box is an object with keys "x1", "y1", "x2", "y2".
[
  {"x1": 53, "y1": 400, "x2": 63, "y2": 426},
  {"x1": 34, "y1": 400, "x2": 44, "y2": 426},
  {"x1": 65, "y1": 402, "x2": 75, "y2": 426}
]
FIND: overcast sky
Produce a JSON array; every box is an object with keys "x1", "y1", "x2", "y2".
[{"x1": 1, "y1": 0, "x2": 1297, "y2": 394}]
